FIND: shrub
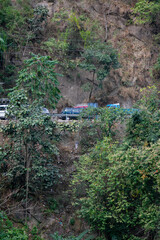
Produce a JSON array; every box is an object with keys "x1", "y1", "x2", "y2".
[{"x1": 73, "y1": 138, "x2": 160, "y2": 239}]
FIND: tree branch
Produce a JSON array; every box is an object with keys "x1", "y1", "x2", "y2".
[{"x1": 86, "y1": 78, "x2": 99, "y2": 86}]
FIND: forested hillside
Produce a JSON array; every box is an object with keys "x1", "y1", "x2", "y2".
[{"x1": 0, "y1": 0, "x2": 160, "y2": 240}]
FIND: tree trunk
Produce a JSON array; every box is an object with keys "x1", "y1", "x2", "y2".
[
  {"x1": 89, "y1": 71, "x2": 95, "y2": 101},
  {"x1": 25, "y1": 144, "x2": 31, "y2": 222},
  {"x1": 103, "y1": 0, "x2": 112, "y2": 42}
]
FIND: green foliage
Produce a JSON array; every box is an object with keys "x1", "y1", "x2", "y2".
[
  {"x1": 56, "y1": 121, "x2": 79, "y2": 133},
  {"x1": 0, "y1": 0, "x2": 33, "y2": 39},
  {"x1": 152, "y1": 55, "x2": 160, "y2": 80},
  {"x1": 0, "y1": 64, "x2": 16, "y2": 92},
  {"x1": 60, "y1": 12, "x2": 101, "y2": 57},
  {"x1": 0, "y1": 30, "x2": 16, "y2": 93},
  {"x1": 78, "y1": 107, "x2": 125, "y2": 151},
  {"x1": 28, "y1": 5, "x2": 49, "y2": 38},
  {"x1": 44, "y1": 12, "x2": 85, "y2": 60},
  {"x1": 0, "y1": 32, "x2": 7, "y2": 53},
  {"x1": 79, "y1": 41, "x2": 120, "y2": 98},
  {"x1": 126, "y1": 86, "x2": 160, "y2": 146},
  {"x1": 0, "y1": 54, "x2": 62, "y2": 197},
  {"x1": 43, "y1": 37, "x2": 69, "y2": 54},
  {"x1": 81, "y1": 83, "x2": 92, "y2": 92},
  {"x1": 154, "y1": 33, "x2": 160, "y2": 44},
  {"x1": 0, "y1": 211, "x2": 44, "y2": 239},
  {"x1": 30, "y1": 226, "x2": 44, "y2": 240},
  {"x1": 0, "y1": 211, "x2": 28, "y2": 239},
  {"x1": 0, "y1": 0, "x2": 33, "y2": 92},
  {"x1": 73, "y1": 138, "x2": 160, "y2": 240},
  {"x1": 0, "y1": 90, "x2": 60, "y2": 196},
  {"x1": 51, "y1": 230, "x2": 92, "y2": 240},
  {"x1": 80, "y1": 41, "x2": 119, "y2": 83},
  {"x1": 46, "y1": 197, "x2": 59, "y2": 211},
  {"x1": 44, "y1": 11, "x2": 102, "y2": 62},
  {"x1": 69, "y1": 218, "x2": 75, "y2": 226},
  {"x1": 51, "y1": 9, "x2": 68, "y2": 24},
  {"x1": 73, "y1": 88, "x2": 160, "y2": 239},
  {"x1": 133, "y1": 0, "x2": 160, "y2": 24},
  {"x1": 14, "y1": 54, "x2": 61, "y2": 108},
  {"x1": 138, "y1": 86, "x2": 160, "y2": 112}
]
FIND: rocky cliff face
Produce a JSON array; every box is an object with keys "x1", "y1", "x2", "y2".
[{"x1": 36, "y1": 0, "x2": 159, "y2": 108}]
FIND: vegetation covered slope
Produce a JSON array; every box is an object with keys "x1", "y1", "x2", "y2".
[{"x1": 0, "y1": 0, "x2": 160, "y2": 239}]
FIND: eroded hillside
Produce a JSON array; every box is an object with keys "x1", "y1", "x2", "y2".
[
  {"x1": 1, "y1": 0, "x2": 159, "y2": 108},
  {"x1": 35, "y1": 0, "x2": 159, "y2": 108}
]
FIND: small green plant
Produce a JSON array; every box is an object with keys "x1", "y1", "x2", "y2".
[
  {"x1": 69, "y1": 217, "x2": 75, "y2": 226},
  {"x1": 28, "y1": 5, "x2": 49, "y2": 37},
  {"x1": 81, "y1": 83, "x2": 91, "y2": 92},
  {"x1": 152, "y1": 55, "x2": 160, "y2": 80},
  {"x1": 51, "y1": 230, "x2": 94, "y2": 240},
  {"x1": 57, "y1": 121, "x2": 79, "y2": 133},
  {"x1": 47, "y1": 198, "x2": 59, "y2": 211},
  {"x1": 30, "y1": 226, "x2": 44, "y2": 240},
  {"x1": 52, "y1": 9, "x2": 68, "y2": 24},
  {"x1": 0, "y1": 211, "x2": 28, "y2": 239}
]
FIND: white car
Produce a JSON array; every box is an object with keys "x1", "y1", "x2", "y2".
[
  {"x1": 41, "y1": 107, "x2": 50, "y2": 115},
  {"x1": 0, "y1": 105, "x2": 8, "y2": 119}
]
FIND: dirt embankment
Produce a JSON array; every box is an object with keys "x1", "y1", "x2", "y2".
[{"x1": 35, "y1": 0, "x2": 159, "y2": 109}]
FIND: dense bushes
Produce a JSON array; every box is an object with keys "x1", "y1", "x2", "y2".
[
  {"x1": 73, "y1": 138, "x2": 160, "y2": 239},
  {"x1": 0, "y1": 211, "x2": 44, "y2": 239},
  {"x1": 73, "y1": 87, "x2": 160, "y2": 240}
]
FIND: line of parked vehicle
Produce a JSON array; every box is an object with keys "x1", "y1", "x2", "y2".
[
  {"x1": 57, "y1": 102, "x2": 139, "y2": 120},
  {"x1": 0, "y1": 102, "x2": 139, "y2": 120}
]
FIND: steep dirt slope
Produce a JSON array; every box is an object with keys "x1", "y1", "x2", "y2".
[{"x1": 37, "y1": 0, "x2": 159, "y2": 108}]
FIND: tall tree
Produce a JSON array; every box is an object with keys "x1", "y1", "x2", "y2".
[
  {"x1": 14, "y1": 54, "x2": 61, "y2": 108},
  {"x1": 0, "y1": 54, "x2": 61, "y2": 221},
  {"x1": 79, "y1": 41, "x2": 120, "y2": 100}
]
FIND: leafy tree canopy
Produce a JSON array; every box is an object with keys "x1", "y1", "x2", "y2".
[
  {"x1": 73, "y1": 138, "x2": 160, "y2": 240},
  {"x1": 126, "y1": 86, "x2": 160, "y2": 146},
  {"x1": 133, "y1": 0, "x2": 160, "y2": 24},
  {"x1": 13, "y1": 54, "x2": 61, "y2": 108},
  {"x1": 80, "y1": 41, "x2": 120, "y2": 83}
]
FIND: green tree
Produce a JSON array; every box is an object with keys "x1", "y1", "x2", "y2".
[
  {"x1": 0, "y1": 0, "x2": 33, "y2": 93},
  {"x1": 0, "y1": 0, "x2": 33, "y2": 42},
  {"x1": 126, "y1": 86, "x2": 160, "y2": 146},
  {"x1": 42, "y1": 12, "x2": 104, "y2": 78},
  {"x1": 73, "y1": 137, "x2": 160, "y2": 240},
  {"x1": 14, "y1": 54, "x2": 61, "y2": 108},
  {"x1": 0, "y1": 54, "x2": 61, "y2": 221},
  {"x1": 78, "y1": 107, "x2": 124, "y2": 152},
  {"x1": 73, "y1": 87, "x2": 160, "y2": 239},
  {"x1": 79, "y1": 41, "x2": 120, "y2": 100}
]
